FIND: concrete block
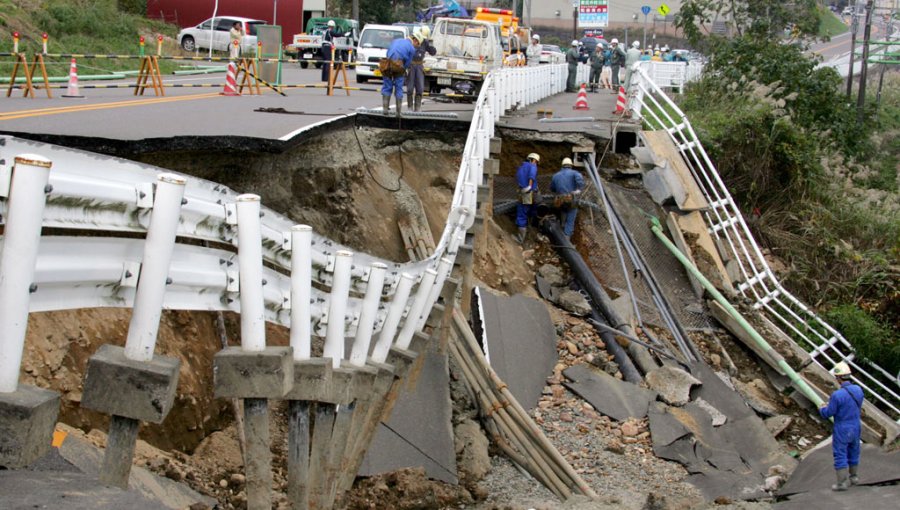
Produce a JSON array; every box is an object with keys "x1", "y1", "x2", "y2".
[
  {"x1": 213, "y1": 346, "x2": 293, "y2": 399},
  {"x1": 454, "y1": 244, "x2": 474, "y2": 268},
  {"x1": 386, "y1": 347, "x2": 417, "y2": 380},
  {"x1": 81, "y1": 344, "x2": 180, "y2": 424},
  {"x1": 285, "y1": 358, "x2": 333, "y2": 402},
  {"x1": 476, "y1": 185, "x2": 490, "y2": 203},
  {"x1": 0, "y1": 384, "x2": 59, "y2": 468},
  {"x1": 639, "y1": 130, "x2": 708, "y2": 210},
  {"x1": 483, "y1": 158, "x2": 500, "y2": 176},
  {"x1": 322, "y1": 367, "x2": 357, "y2": 405},
  {"x1": 489, "y1": 137, "x2": 502, "y2": 156},
  {"x1": 349, "y1": 365, "x2": 379, "y2": 404}
]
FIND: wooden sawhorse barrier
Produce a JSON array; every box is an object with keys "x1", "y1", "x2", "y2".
[{"x1": 5, "y1": 53, "x2": 51, "y2": 99}]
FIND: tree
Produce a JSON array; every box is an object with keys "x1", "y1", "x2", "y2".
[{"x1": 675, "y1": 0, "x2": 822, "y2": 45}]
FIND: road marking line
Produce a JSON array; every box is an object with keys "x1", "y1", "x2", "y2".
[{"x1": 0, "y1": 92, "x2": 221, "y2": 121}]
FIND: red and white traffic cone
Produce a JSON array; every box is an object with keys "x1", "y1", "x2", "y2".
[
  {"x1": 221, "y1": 61, "x2": 240, "y2": 96},
  {"x1": 61, "y1": 58, "x2": 83, "y2": 98},
  {"x1": 573, "y1": 83, "x2": 589, "y2": 110},
  {"x1": 612, "y1": 86, "x2": 627, "y2": 115}
]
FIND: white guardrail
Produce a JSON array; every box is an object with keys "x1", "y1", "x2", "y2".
[
  {"x1": 0, "y1": 64, "x2": 569, "y2": 391},
  {"x1": 628, "y1": 65, "x2": 900, "y2": 421}
]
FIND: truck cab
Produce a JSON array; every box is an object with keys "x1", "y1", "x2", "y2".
[
  {"x1": 423, "y1": 18, "x2": 503, "y2": 98},
  {"x1": 355, "y1": 24, "x2": 411, "y2": 83},
  {"x1": 287, "y1": 17, "x2": 359, "y2": 68}
]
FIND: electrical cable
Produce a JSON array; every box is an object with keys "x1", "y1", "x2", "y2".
[
  {"x1": 379, "y1": 421, "x2": 459, "y2": 479},
  {"x1": 352, "y1": 114, "x2": 403, "y2": 192}
]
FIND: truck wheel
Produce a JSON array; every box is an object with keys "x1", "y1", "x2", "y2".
[
  {"x1": 314, "y1": 63, "x2": 322, "y2": 69},
  {"x1": 300, "y1": 61, "x2": 309, "y2": 69},
  {"x1": 181, "y1": 36, "x2": 195, "y2": 52},
  {"x1": 356, "y1": 75, "x2": 368, "y2": 84}
]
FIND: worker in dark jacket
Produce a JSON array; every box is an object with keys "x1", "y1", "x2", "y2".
[
  {"x1": 565, "y1": 40, "x2": 580, "y2": 92},
  {"x1": 320, "y1": 20, "x2": 344, "y2": 83},
  {"x1": 381, "y1": 33, "x2": 421, "y2": 117},
  {"x1": 515, "y1": 153, "x2": 541, "y2": 243},
  {"x1": 549, "y1": 158, "x2": 585, "y2": 238},
  {"x1": 407, "y1": 26, "x2": 436, "y2": 112},
  {"x1": 818, "y1": 361, "x2": 865, "y2": 491}
]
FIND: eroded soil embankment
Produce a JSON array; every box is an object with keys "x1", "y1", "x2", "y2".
[{"x1": 20, "y1": 125, "x2": 465, "y2": 455}]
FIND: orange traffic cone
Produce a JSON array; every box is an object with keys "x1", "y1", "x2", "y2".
[
  {"x1": 612, "y1": 86, "x2": 627, "y2": 114},
  {"x1": 221, "y1": 61, "x2": 240, "y2": 96},
  {"x1": 573, "y1": 83, "x2": 589, "y2": 110},
  {"x1": 61, "y1": 58, "x2": 83, "y2": 98}
]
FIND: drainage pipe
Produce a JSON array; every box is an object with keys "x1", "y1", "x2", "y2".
[
  {"x1": 649, "y1": 216, "x2": 826, "y2": 407},
  {"x1": 540, "y1": 218, "x2": 644, "y2": 383}
]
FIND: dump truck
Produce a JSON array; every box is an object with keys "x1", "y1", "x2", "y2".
[
  {"x1": 423, "y1": 17, "x2": 504, "y2": 99},
  {"x1": 285, "y1": 16, "x2": 359, "y2": 68}
]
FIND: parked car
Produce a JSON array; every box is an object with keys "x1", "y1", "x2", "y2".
[
  {"x1": 355, "y1": 24, "x2": 411, "y2": 83},
  {"x1": 539, "y1": 44, "x2": 564, "y2": 64},
  {"x1": 178, "y1": 16, "x2": 266, "y2": 55},
  {"x1": 842, "y1": 6, "x2": 853, "y2": 16}
]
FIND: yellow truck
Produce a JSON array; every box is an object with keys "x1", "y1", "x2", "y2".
[{"x1": 472, "y1": 7, "x2": 530, "y2": 67}]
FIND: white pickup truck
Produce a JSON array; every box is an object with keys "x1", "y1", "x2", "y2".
[
  {"x1": 423, "y1": 18, "x2": 504, "y2": 98},
  {"x1": 285, "y1": 19, "x2": 358, "y2": 69}
]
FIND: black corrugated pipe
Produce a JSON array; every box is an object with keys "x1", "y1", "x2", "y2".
[{"x1": 540, "y1": 217, "x2": 643, "y2": 383}]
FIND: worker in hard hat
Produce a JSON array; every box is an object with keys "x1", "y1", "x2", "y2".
[
  {"x1": 549, "y1": 157, "x2": 585, "y2": 238},
  {"x1": 380, "y1": 32, "x2": 422, "y2": 117},
  {"x1": 624, "y1": 40, "x2": 642, "y2": 90},
  {"x1": 818, "y1": 361, "x2": 865, "y2": 491},
  {"x1": 608, "y1": 38, "x2": 626, "y2": 92},
  {"x1": 320, "y1": 19, "x2": 344, "y2": 83},
  {"x1": 526, "y1": 34, "x2": 542, "y2": 66},
  {"x1": 406, "y1": 26, "x2": 436, "y2": 112},
  {"x1": 565, "y1": 40, "x2": 580, "y2": 92},
  {"x1": 515, "y1": 153, "x2": 541, "y2": 243}
]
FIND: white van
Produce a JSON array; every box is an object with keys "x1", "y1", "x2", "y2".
[{"x1": 355, "y1": 24, "x2": 410, "y2": 83}]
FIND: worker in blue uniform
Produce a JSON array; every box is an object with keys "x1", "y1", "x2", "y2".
[
  {"x1": 818, "y1": 361, "x2": 865, "y2": 491},
  {"x1": 515, "y1": 153, "x2": 541, "y2": 243},
  {"x1": 549, "y1": 157, "x2": 585, "y2": 238},
  {"x1": 381, "y1": 32, "x2": 422, "y2": 117}
]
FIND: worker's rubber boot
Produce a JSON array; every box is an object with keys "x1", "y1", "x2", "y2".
[
  {"x1": 382, "y1": 96, "x2": 391, "y2": 116},
  {"x1": 516, "y1": 227, "x2": 527, "y2": 244},
  {"x1": 849, "y1": 465, "x2": 859, "y2": 486},
  {"x1": 407, "y1": 93, "x2": 414, "y2": 110},
  {"x1": 395, "y1": 97, "x2": 402, "y2": 118},
  {"x1": 414, "y1": 95, "x2": 422, "y2": 112},
  {"x1": 832, "y1": 468, "x2": 850, "y2": 491}
]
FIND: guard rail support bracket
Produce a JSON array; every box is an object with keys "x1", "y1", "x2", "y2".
[
  {"x1": 282, "y1": 290, "x2": 292, "y2": 310},
  {"x1": 224, "y1": 202, "x2": 238, "y2": 225},
  {"x1": 281, "y1": 231, "x2": 292, "y2": 251},
  {"x1": 119, "y1": 261, "x2": 141, "y2": 288},
  {"x1": 135, "y1": 182, "x2": 154, "y2": 209},
  {"x1": 0, "y1": 163, "x2": 11, "y2": 198},
  {"x1": 226, "y1": 269, "x2": 240, "y2": 292}
]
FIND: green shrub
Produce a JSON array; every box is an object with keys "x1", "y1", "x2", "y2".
[{"x1": 825, "y1": 305, "x2": 899, "y2": 374}]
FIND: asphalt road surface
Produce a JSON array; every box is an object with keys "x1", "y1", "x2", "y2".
[{"x1": 0, "y1": 63, "x2": 473, "y2": 141}]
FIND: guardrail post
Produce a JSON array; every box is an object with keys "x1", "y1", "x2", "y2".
[
  {"x1": 81, "y1": 173, "x2": 185, "y2": 488},
  {"x1": 371, "y1": 272, "x2": 415, "y2": 363},
  {"x1": 395, "y1": 269, "x2": 438, "y2": 350},
  {"x1": 214, "y1": 194, "x2": 292, "y2": 510},
  {"x1": 0, "y1": 154, "x2": 60, "y2": 469},
  {"x1": 324, "y1": 250, "x2": 353, "y2": 368}
]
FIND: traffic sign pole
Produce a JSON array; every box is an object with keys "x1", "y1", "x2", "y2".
[{"x1": 641, "y1": 6, "x2": 650, "y2": 50}]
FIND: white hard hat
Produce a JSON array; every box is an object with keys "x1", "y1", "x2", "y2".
[
  {"x1": 632, "y1": 41, "x2": 640, "y2": 48},
  {"x1": 420, "y1": 26, "x2": 431, "y2": 38},
  {"x1": 412, "y1": 32, "x2": 424, "y2": 43},
  {"x1": 571, "y1": 40, "x2": 579, "y2": 46},
  {"x1": 327, "y1": 20, "x2": 335, "y2": 27},
  {"x1": 611, "y1": 38, "x2": 619, "y2": 44},
  {"x1": 527, "y1": 153, "x2": 540, "y2": 162},
  {"x1": 561, "y1": 157, "x2": 573, "y2": 167},
  {"x1": 832, "y1": 362, "x2": 852, "y2": 377},
  {"x1": 533, "y1": 34, "x2": 540, "y2": 41}
]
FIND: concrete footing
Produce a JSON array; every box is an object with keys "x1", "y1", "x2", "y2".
[
  {"x1": 81, "y1": 344, "x2": 181, "y2": 488},
  {"x1": 0, "y1": 384, "x2": 60, "y2": 468},
  {"x1": 213, "y1": 346, "x2": 293, "y2": 510}
]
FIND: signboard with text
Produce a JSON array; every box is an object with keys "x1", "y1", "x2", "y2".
[{"x1": 578, "y1": 0, "x2": 609, "y2": 28}]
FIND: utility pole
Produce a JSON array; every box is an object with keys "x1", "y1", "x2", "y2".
[
  {"x1": 513, "y1": 0, "x2": 519, "y2": 19},
  {"x1": 526, "y1": 0, "x2": 532, "y2": 27},
  {"x1": 643, "y1": 13, "x2": 648, "y2": 50},
  {"x1": 847, "y1": 1, "x2": 859, "y2": 98},
  {"x1": 573, "y1": 2, "x2": 579, "y2": 41},
  {"x1": 352, "y1": 0, "x2": 358, "y2": 23},
  {"x1": 857, "y1": 0, "x2": 876, "y2": 124}
]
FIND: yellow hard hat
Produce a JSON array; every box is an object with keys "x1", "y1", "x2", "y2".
[
  {"x1": 832, "y1": 361, "x2": 852, "y2": 377},
  {"x1": 561, "y1": 157, "x2": 573, "y2": 167},
  {"x1": 527, "y1": 153, "x2": 540, "y2": 162}
]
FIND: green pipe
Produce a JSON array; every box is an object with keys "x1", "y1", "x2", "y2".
[
  {"x1": 648, "y1": 216, "x2": 826, "y2": 408},
  {"x1": 172, "y1": 67, "x2": 226, "y2": 75},
  {"x1": 0, "y1": 73, "x2": 127, "y2": 84}
]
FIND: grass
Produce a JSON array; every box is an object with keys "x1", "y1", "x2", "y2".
[
  {"x1": 819, "y1": 9, "x2": 849, "y2": 38},
  {"x1": 0, "y1": 0, "x2": 209, "y2": 76}
]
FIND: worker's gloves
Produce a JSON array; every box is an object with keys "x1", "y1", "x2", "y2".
[{"x1": 520, "y1": 186, "x2": 532, "y2": 193}]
